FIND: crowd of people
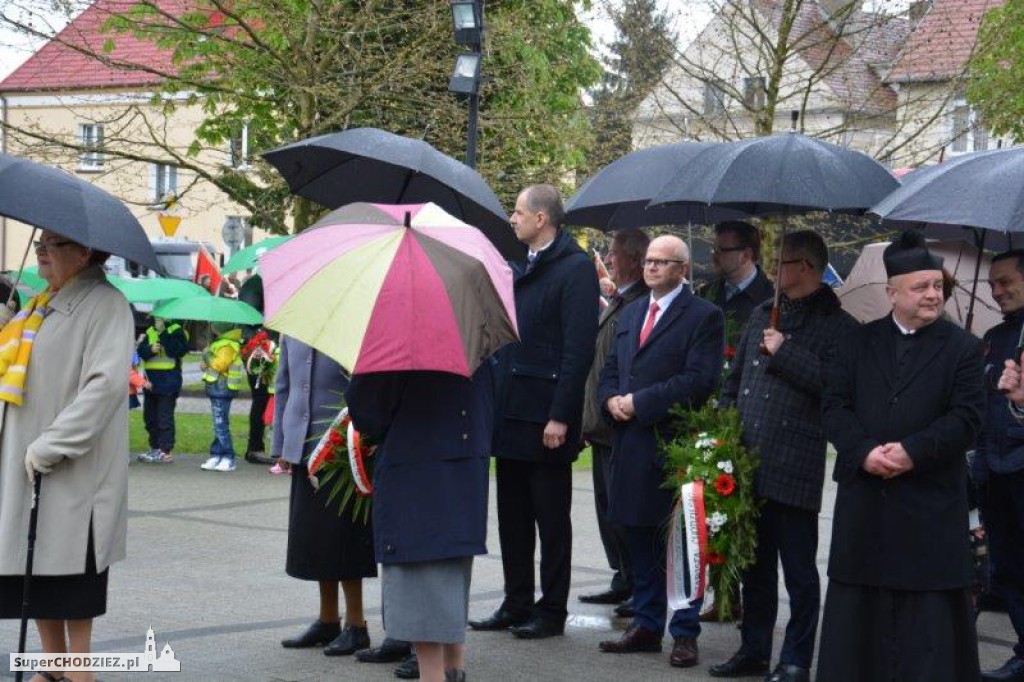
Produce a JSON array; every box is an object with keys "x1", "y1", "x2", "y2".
[{"x1": 0, "y1": 183, "x2": 1022, "y2": 682}]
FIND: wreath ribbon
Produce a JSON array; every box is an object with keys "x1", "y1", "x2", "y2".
[{"x1": 667, "y1": 480, "x2": 708, "y2": 610}]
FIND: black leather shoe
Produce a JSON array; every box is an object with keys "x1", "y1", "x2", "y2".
[
  {"x1": 983, "y1": 656, "x2": 1024, "y2": 682},
  {"x1": 356, "y1": 638, "x2": 413, "y2": 663},
  {"x1": 394, "y1": 654, "x2": 420, "y2": 679},
  {"x1": 509, "y1": 617, "x2": 565, "y2": 639},
  {"x1": 766, "y1": 663, "x2": 810, "y2": 682},
  {"x1": 280, "y1": 620, "x2": 341, "y2": 648},
  {"x1": 579, "y1": 588, "x2": 631, "y2": 604},
  {"x1": 613, "y1": 598, "x2": 636, "y2": 618},
  {"x1": 708, "y1": 650, "x2": 770, "y2": 678},
  {"x1": 323, "y1": 624, "x2": 371, "y2": 656},
  {"x1": 468, "y1": 608, "x2": 530, "y2": 631},
  {"x1": 244, "y1": 451, "x2": 273, "y2": 465}
]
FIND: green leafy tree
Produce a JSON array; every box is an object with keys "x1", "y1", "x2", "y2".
[{"x1": 966, "y1": 0, "x2": 1024, "y2": 140}]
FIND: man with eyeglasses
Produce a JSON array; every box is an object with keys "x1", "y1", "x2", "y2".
[
  {"x1": 699, "y1": 221, "x2": 775, "y2": 349},
  {"x1": 598, "y1": 235, "x2": 724, "y2": 670},
  {"x1": 709, "y1": 231, "x2": 857, "y2": 682}
]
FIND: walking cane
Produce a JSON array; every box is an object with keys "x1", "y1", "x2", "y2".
[{"x1": 15, "y1": 471, "x2": 42, "y2": 682}]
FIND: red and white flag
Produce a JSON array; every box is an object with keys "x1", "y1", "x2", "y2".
[{"x1": 194, "y1": 246, "x2": 224, "y2": 295}]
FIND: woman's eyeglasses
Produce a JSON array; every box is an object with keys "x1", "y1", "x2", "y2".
[{"x1": 33, "y1": 239, "x2": 74, "y2": 253}]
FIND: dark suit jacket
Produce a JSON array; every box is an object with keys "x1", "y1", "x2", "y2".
[
  {"x1": 345, "y1": 368, "x2": 492, "y2": 565},
  {"x1": 975, "y1": 310, "x2": 1024, "y2": 478},
  {"x1": 598, "y1": 287, "x2": 724, "y2": 527},
  {"x1": 721, "y1": 286, "x2": 858, "y2": 511},
  {"x1": 699, "y1": 266, "x2": 775, "y2": 347},
  {"x1": 582, "y1": 280, "x2": 650, "y2": 447},
  {"x1": 823, "y1": 315, "x2": 985, "y2": 590},
  {"x1": 492, "y1": 229, "x2": 600, "y2": 463}
]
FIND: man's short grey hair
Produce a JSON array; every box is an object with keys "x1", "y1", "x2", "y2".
[
  {"x1": 524, "y1": 184, "x2": 565, "y2": 229},
  {"x1": 612, "y1": 229, "x2": 650, "y2": 269}
]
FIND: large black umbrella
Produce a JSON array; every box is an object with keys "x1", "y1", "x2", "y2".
[
  {"x1": 564, "y1": 142, "x2": 748, "y2": 230},
  {"x1": 870, "y1": 145, "x2": 1024, "y2": 331},
  {"x1": 649, "y1": 132, "x2": 899, "y2": 216},
  {"x1": 262, "y1": 127, "x2": 523, "y2": 260},
  {"x1": 0, "y1": 152, "x2": 162, "y2": 272}
]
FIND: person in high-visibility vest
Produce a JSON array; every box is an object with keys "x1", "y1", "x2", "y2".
[
  {"x1": 200, "y1": 321, "x2": 244, "y2": 472},
  {"x1": 136, "y1": 316, "x2": 189, "y2": 463}
]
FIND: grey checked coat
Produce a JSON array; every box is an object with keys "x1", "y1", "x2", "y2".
[{"x1": 721, "y1": 285, "x2": 858, "y2": 512}]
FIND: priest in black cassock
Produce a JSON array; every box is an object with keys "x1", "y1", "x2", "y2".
[{"x1": 816, "y1": 231, "x2": 985, "y2": 682}]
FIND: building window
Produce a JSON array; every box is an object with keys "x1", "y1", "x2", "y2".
[
  {"x1": 703, "y1": 80, "x2": 727, "y2": 117},
  {"x1": 150, "y1": 163, "x2": 178, "y2": 205},
  {"x1": 949, "y1": 93, "x2": 989, "y2": 154},
  {"x1": 227, "y1": 123, "x2": 250, "y2": 169},
  {"x1": 78, "y1": 123, "x2": 104, "y2": 170},
  {"x1": 743, "y1": 76, "x2": 766, "y2": 110}
]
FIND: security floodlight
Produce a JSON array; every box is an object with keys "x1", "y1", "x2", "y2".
[
  {"x1": 449, "y1": 53, "x2": 482, "y2": 95},
  {"x1": 450, "y1": 0, "x2": 483, "y2": 46}
]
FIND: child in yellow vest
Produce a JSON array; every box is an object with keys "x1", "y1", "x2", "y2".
[{"x1": 200, "y1": 322, "x2": 244, "y2": 472}]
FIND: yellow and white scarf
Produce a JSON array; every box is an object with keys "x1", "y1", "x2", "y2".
[{"x1": 0, "y1": 291, "x2": 53, "y2": 405}]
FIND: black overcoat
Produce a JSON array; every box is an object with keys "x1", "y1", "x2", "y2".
[
  {"x1": 822, "y1": 315, "x2": 985, "y2": 590},
  {"x1": 492, "y1": 229, "x2": 599, "y2": 463},
  {"x1": 721, "y1": 286, "x2": 859, "y2": 512}
]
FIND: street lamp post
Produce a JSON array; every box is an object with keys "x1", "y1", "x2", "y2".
[{"x1": 448, "y1": 0, "x2": 484, "y2": 169}]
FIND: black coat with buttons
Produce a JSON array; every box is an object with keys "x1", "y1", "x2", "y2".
[
  {"x1": 345, "y1": 367, "x2": 493, "y2": 565},
  {"x1": 721, "y1": 285, "x2": 858, "y2": 512},
  {"x1": 491, "y1": 228, "x2": 600, "y2": 463},
  {"x1": 822, "y1": 315, "x2": 984, "y2": 590}
]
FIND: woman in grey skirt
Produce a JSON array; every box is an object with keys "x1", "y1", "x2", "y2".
[{"x1": 346, "y1": 367, "x2": 493, "y2": 682}]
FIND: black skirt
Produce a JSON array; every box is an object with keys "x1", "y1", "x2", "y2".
[
  {"x1": 0, "y1": 526, "x2": 108, "y2": 620},
  {"x1": 286, "y1": 463, "x2": 377, "y2": 581},
  {"x1": 816, "y1": 579, "x2": 980, "y2": 682}
]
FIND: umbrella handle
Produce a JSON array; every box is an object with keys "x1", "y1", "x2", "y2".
[{"x1": 759, "y1": 307, "x2": 780, "y2": 356}]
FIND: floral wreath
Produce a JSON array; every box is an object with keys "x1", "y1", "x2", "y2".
[
  {"x1": 662, "y1": 403, "x2": 759, "y2": 618},
  {"x1": 306, "y1": 406, "x2": 377, "y2": 522}
]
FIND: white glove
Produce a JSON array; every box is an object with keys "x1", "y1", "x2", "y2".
[{"x1": 25, "y1": 445, "x2": 54, "y2": 483}]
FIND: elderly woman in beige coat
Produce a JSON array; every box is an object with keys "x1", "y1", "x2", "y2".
[{"x1": 0, "y1": 230, "x2": 133, "y2": 682}]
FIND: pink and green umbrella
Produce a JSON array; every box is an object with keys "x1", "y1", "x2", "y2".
[{"x1": 260, "y1": 202, "x2": 517, "y2": 377}]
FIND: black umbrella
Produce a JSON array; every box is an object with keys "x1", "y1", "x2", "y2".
[
  {"x1": 870, "y1": 145, "x2": 1024, "y2": 331},
  {"x1": 262, "y1": 128, "x2": 523, "y2": 260},
  {"x1": 0, "y1": 153, "x2": 162, "y2": 272},
  {"x1": 649, "y1": 132, "x2": 899, "y2": 216},
  {"x1": 564, "y1": 142, "x2": 748, "y2": 230}
]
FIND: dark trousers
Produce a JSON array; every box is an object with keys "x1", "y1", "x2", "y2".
[
  {"x1": 625, "y1": 524, "x2": 701, "y2": 638},
  {"x1": 246, "y1": 372, "x2": 271, "y2": 454},
  {"x1": 740, "y1": 498, "x2": 819, "y2": 669},
  {"x1": 142, "y1": 391, "x2": 178, "y2": 453},
  {"x1": 983, "y1": 469, "x2": 1024, "y2": 657},
  {"x1": 496, "y1": 457, "x2": 572, "y2": 621},
  {"x1": 591, "y1": 443, "x2": 632, "y2": 593}
]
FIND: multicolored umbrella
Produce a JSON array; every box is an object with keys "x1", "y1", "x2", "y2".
[
  {"x1": 151, "y1": 296, "x2": 262, "y2": 325},
  {"x1": 222, "y1": 236, "x2": 293, "y2": 275},
  {"x1": 261, "y1": 202, "x2": 517, "y2": 377}
]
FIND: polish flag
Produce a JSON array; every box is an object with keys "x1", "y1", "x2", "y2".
[{"x1": 194, "y1": 246, "x2": 224, "y2": 295}]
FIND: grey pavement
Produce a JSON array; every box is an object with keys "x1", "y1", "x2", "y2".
[{"x1": 1, "y1": 458, "x2": 1018, "y2": 682}]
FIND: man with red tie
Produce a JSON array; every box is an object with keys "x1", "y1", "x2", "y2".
[{"x1": 597, "y1": 235, "x2": 725, "y2": 669}]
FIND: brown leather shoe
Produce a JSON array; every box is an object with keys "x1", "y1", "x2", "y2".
[
  {"x1": 598, "y1": 625, "x2": 663, "y2": 654},
  {"x1": 669, "y1": 637, "x2": 699, "y2": 668}
]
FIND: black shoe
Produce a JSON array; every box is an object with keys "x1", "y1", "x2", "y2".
[
  {"x1": 983, "y1": 656, "x2": 1024, "y2": 682},
  {"x1": 323, "y1": 624, "x2": 371, "y2": 656},
  {"x1": 613, "y1": 598, "x2": 636, "y2": 619},
  {"x1": 510, "y1": 617, "x2": 565, "y2": 639},
  {"x1": 245, "y1": 451, "x2": 273, "y2": 465},
  {"x1": 766, "y1": 663, "x2": 810, "y2": 682},
  {"x1": 281, "y1": 620, "x2": 341, "y2": 648},
  {"x1": 579, "y1": 588, "x2": 631, "y2": 605},
  {"x1": 394, "y1": 654, "x2": 420, "y2": 680},
  {"x1": 708, "y1": 650, "x2": 770, "y2": 678},
  {"x1": 356, "y1": 638, "x2": 413, "y2": 663},
  {"x1": 468, "y1": 607, "x2": 530, "y2": 631}
]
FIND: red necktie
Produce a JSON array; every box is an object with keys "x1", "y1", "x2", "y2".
[{"x1": 638, "y1": 301, "x2": 660, "y2": 347}]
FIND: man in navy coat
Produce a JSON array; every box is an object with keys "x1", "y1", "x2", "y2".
[
  {"x1": 597, "y1": 235, "x2": 725, "y2": 669},
  {"x1": 469, "y1": 184, "x2": 599, "y2": 639}
]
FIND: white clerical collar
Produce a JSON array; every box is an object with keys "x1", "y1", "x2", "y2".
[
  {"x1": 892, "y1": 316, "x2": 917, "y2": 336},
  {"x1": 650, "y1": 280, "x2": 685, "y2": 310}
]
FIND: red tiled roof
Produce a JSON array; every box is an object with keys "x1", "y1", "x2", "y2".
[
  {"x1": 885, "y1": 0, "x2": 1005, "y2": 83},
  {"x1": 0, "y1": 0, "x2": 188, "y2": 92}
]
